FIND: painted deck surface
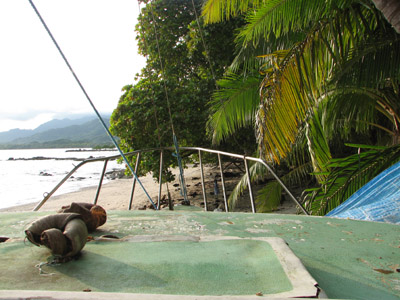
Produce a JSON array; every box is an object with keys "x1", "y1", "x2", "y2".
[{"x1": 0, "y1": 210, "x2": 399, "y2": 299}]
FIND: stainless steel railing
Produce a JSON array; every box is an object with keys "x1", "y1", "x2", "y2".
[{"x1": 33, "y1": 147, "x2": 308, "y2": 215}]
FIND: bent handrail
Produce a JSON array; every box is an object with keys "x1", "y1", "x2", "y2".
[{"x1": 33, "y1": 147, "x2": 309, "y2": 215}]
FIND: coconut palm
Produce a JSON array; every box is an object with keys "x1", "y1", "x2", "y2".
[
  {"x1": 203, "y1": 0, "x2": 400, "y2": 213},
  {"x1": 372, "y1": 0, "x2": 400, "y2": 33}
]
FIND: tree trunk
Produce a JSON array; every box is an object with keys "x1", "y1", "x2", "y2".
[{"x1": 372, "y1": 0, "x2": 400, "y2": 33}]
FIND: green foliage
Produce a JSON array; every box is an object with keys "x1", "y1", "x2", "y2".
[
  {"x1": 228, "y1": 161, "x2": 268, "y2": 211},
  {"x1": 227, "y1": 157, "x2": 313, "y2": 213},
  {"x1": 256, "y1": 180, "x2": 282, "y2": 213},
  {"x1": 110, "y1": 0, "x2": 244, "y2": 180},
  {"x1": 304, "y1": 144, "x2": 400, "y2": 215},
  {"x1": 207, "y1": 72, "x2": 261, "y2": 144},
  {"x1": 255, "y1": 4, "x2": 399, "y2": 163},
  {"x1": 306, "y1": 107, "x2": 332, "y2": 184},
  {"x1": 203, "y1": 0, "x2": 355, "y2": 28},
  {"x1": 203, "y1": 0, "x2": 400, "y2": 214}
]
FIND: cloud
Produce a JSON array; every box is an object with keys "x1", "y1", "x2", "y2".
[
  {"x1": 0, "y1": 0, "x2": 145, "y2": 132},
  {"x1": 0, "y1": 112, "x2": 56, "y2": 131}
]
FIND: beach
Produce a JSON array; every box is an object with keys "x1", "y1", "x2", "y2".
[{"x1": 1, "y1": 164, "x2": 298, "y2": 214}]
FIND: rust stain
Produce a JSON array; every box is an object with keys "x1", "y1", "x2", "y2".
[
  {"x1": 372, "y1": 238, "x2": 384, "y2": 242},
  {"x1": 342, "y1": 231, "x2": 353, "y2": 235},
  {"x1": 357, "y1": 258, "x2": 373, "y2": 267},
  {"x1": 374, "y1": 268, "x2": 394, "y2": 274}
]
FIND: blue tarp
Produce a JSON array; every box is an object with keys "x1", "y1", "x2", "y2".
[{"x1": 326, "y1": 161, "x2": 400, "y2": 224}]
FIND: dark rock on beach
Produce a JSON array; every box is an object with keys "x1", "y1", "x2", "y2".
[
  {"x1": 105, "y1": 169, "x2": 129, "y2": 180},
  {"x1": 10, "y1": 156, "x2": 86, "y2": 161},
  {"x1": 39, "y1": 171, "x2": 53, "y2": 176}
]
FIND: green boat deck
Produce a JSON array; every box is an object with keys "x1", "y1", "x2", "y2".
[{"x1": 0, "y1": 210, "x2": 399, "y2": 299}]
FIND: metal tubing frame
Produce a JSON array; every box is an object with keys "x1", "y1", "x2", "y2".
[
  {"x1": 33, "y1": 146, "x2": 309, "y2": 215},
  {"x1": 129, "y1": 153, "x2": 141, "y2": 210},
  {"x1": 218, "y1": 153, "x2": 228, "y2": 212},
  {"x1": 28, "y1": 0, "x2": 157, "y2": 210},
  {"x1": 198, "y1": 150, "x2": 208, "y2": 211},
  {"x1": 244, "y1": 157, "x2": 256, "y2": 213},
  {"x1": 157, "y1": 150, "x2": 164, "y2": 209},
  {"x1": 33, "y1": 162, "x2": 85, "y2": 211},
  {"x1": 94, "y1": 159, "x2": 108, "y2": 205}
]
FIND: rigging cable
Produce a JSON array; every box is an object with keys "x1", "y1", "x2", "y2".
[
  {"x1": 138, "y1": 2, "x2": 162, "y2": 148},
  {"x1": 28, "y1": 0, "x2": 157, "y2": 209},
  {"x1": 148, "y1": 2, "x2": 189, "y2": 204},
  {"x1": 191, "y1": 0, "x2": 248, "y2": 152},
  {"x1": 138, "y1": 1, "x2": 163, "y2": 209},
  {"x1": 190, "y1": 0, "x2": 218, "y2": 86}
]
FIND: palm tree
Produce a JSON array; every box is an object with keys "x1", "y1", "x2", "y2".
[
  {"x1": 372, "y1": 0, "x2": 400, "y2": 33},
  {"x1": 203, "y1": 0, "x2": 400, "y2": 213}
]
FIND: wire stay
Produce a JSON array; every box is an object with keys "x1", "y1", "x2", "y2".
[{"x1": 28, "y1": 0, "x2": 157, "y2": 209}]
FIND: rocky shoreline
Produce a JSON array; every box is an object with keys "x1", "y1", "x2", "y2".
[
  {"x1": 65, "y1": 148, "x2": 116, "y2": 152},
  {"x1": 8, "y1": 156, "x2": 90, "y2": 161}
]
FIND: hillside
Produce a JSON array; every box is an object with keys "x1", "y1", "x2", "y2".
[{"x1": 0, "y1": 116, "x2": 116, "y2": 149}]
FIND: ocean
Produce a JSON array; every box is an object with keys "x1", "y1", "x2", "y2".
[{"x1": 0, "y1": 148, "x2": 123, "y2": 209}]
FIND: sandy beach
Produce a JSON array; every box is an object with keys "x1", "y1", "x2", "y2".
[{"x1": 1, "y1": 163, "x2": 298, "y2": 214}]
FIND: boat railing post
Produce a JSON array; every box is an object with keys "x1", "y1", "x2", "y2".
[
  {"x1": 218, "y1": 153, "x2": 228, "y2": 212},
  {"x1": 257, "y1": 158, "x2": 309, "y2": 215},
  {"x1": 244, "y1": 156, "x2": 256, "y2": 213},
  {"x1": 33, "y1": 161, "x2": 87, "y2": 211},
  {"x1": 128, "y1": 152, "x2": 141, "y2": 210},
  {"x1": 157, "y1": 150, "x2": 164, "y2": 209},
  {"x1": 199, "y1": 150, "x2": 207, "y2": 211},
  {"x1": 94, "y1": 159, "x2": 108, "y2": 205}
]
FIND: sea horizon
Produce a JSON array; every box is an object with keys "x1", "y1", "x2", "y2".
[{"x1": 0, "y1": 148, "x2": 122, "y2": 209}]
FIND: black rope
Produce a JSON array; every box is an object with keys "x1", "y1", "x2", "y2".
[{"x1": 28, "y1": 0, "x2": 157, "y2": 209}]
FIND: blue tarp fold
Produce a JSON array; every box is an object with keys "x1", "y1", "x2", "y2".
[{"x1": 327, "y1": 161, "x2": 400, "y2": 224}]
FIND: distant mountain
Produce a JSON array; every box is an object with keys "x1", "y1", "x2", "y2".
[
  {"x1": 0, "y1": 115, "x2": 116, "y2": 149},
  {"x1": 0, "y1": 128, "x2": 33, "y2": 143},
  {"x1": 0, "y1": 116, "x2": 96, "y2": 144},
  {"x1": 34, "y1": 116, "x2": 95, "y2": 133}
]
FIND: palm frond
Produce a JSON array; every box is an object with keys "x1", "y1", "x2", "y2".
[
  {"x1": 207, "y1": 73, "x2": 261, "y2": 144},
  {"x1": 256, "y1": 4, "x2": 399, "y2": 163},
  {"x1": 231, "y1": 31, "x2": 305, "y2": 74},
  {"x1": 257, "y1": 40, "x2": 319, "y2": 163},
  {"x1": 306, "y1": 144, "x2": 400, "y2": 215},
  {"x1": 333, "y1": 36, "x2": 400, "y2": 88},
  {"x1": 202, "y1": 0, "x2": 262, "y2": 24},
  {"x1": 322, "y1": 88, "x2": 383, "y2": 140},
  {"x1": 256, "y1": 181, "x2": 282, "y2": 212},
  {"x1": 306, "y1": 107, "x2": 332, "y2": 183},
  {"x1": 227, "y1": 160, "x2": 268, "y2": 210},
  {"x1": 235, "y1": 0, "x2": 356, "y2": 46},
  {"x1": 228, "y1": 156, "x2": 313, "y2": 212}
]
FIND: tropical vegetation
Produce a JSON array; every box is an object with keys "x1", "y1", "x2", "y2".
[
  {"x1": 110, "y1": 0, "x2": 252, "y2": 180},
  {"x1": 202, "y1": 0, "x2": 400, "y2": 214},
  {"x1": 110, "y1": 0, "x2": 400, "y2": 214}
]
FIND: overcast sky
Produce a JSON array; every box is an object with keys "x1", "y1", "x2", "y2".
[{"x1": 0, "y1": 0, "x2": 146, "y2": 132}]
